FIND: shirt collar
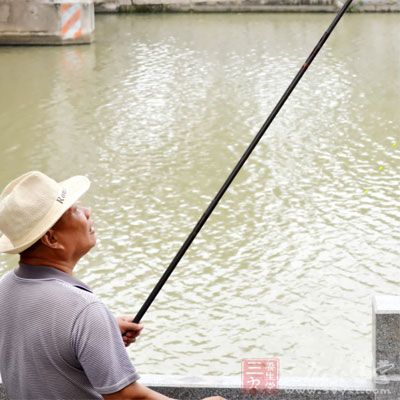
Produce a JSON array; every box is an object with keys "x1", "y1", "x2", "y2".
[{"x1": 15, "y1": 263, "x2": 93, "y2": 293}]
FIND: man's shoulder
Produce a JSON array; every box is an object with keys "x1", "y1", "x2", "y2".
[
  {"x1": 51, "y1": 278, "x2": 98, "y2": 303},
  {"x1": 0, "y1": 269, "x2": 98, "y2": 308},
  {"x1": 0, "y1": 270, "x2": 17, "y2": 288}
]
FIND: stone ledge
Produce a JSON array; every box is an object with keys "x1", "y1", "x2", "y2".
[
  {"x1": 94, "y1": 0, "x2": 400, "y2": 12},
  {"x1": 374, "y1": 295, "x2": 400, "y2": 315},
  {"x1": 0, "y1": 32, "x2": 93, "y2": 45},
  {"x1": 0, "y1": 377, "x2": 376, "y2": 400},
  {"x1": 143, "y1": 375, "x2": 376, "y2": 399},
  {"x1": 141, "y1": 374, "x2": 374, "y2": 391}
]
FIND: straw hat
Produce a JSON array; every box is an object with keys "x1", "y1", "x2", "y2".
[{"x1": 0, "y1": 171, "x2": 90, "y2": 254}]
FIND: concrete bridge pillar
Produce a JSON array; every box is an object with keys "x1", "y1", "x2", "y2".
[{"x1": 0, "y1": 0, "x2": 94, "y2": 45}]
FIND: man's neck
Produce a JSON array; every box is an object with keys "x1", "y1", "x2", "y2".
[{"x1": 19, "y1": 257, "x2": 75, "y2": 275}]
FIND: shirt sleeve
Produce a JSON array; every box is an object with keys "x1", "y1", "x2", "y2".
[{"x1": 71, "y1": 301, "x2": 140, "y2": 394}]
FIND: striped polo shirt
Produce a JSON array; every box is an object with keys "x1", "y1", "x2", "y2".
[{"x1": 0, "y1": 264, "x2": 139, "y2": 400}]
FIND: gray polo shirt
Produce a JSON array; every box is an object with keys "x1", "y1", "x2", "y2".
[{"x1": 0, "y1": 264, "x2": 140, "y2": 400}]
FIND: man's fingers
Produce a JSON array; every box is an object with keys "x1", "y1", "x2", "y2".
[
  {"x1": 117, "y1": 316, "x2": 144, "y2": 343},
  {"x1": 120, "y1": 320, "x2": 144, "y2": 333},
  {"x1": 123, "y1": 336, "x2": 136, "y2": 347}
]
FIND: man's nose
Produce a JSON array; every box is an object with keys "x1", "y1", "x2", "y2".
[{"x1": 83, "y1": 206, "x2": 92, "y2": 219}]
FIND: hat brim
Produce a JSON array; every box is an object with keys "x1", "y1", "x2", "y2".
[{"x1": 0, "y1": 175, "x2": 90, "y2": 255}]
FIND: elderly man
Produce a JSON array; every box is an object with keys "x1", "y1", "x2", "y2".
[{"x1": 0, "y1": 171, "x2": 223, "y2": 400}]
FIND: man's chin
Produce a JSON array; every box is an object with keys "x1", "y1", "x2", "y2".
[
  {"x1": 82, "y1": 236, "x2": 97, "y2": 255},
  {"x1": 89, "y1": 236, "x2": 97, "y2": 248}
]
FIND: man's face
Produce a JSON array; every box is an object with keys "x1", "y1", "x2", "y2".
[{"x1": 52, "y1": 202, "x2": 96, "y2": 259}]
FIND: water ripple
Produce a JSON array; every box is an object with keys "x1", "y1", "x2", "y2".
[{"x1": 0, "y1": 14, "x2": 399, "y2": 379}]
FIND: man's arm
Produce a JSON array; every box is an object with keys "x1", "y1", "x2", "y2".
[
  {"x1": 103, "y1": 382, "x2": 225, "y2": 400},
  {"x1": 103, "y1": 381, "x2": 172, "y2": 400}
]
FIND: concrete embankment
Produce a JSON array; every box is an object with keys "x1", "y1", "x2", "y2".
[
  {"x1": 94, "y1": 0, "x2": 400, "y2": 13},
  {"x1": 0, "y1": 376, "x2": 378, "y2": 400}
]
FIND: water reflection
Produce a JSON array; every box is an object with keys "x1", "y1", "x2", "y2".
[{"x1": 0, "y1": 14, "x2": 399, "y2": 378}]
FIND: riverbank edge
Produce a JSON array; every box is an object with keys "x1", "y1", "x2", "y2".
[
  {"x1": 0, "y1": 376, "x2": 376, "y2": 400},
  {"x1": 94, "y1": 0, "x2": 400, "y2": 13}
]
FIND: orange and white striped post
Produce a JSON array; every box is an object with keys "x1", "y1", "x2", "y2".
[
  {"x1": 60, "y1": 3, "x2": 83, "y2": 41},
  {"x1": 58, "y1": 1, "x2": 94, "y2": 44}
]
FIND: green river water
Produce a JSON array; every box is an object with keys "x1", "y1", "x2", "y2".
[{"x1": 0, "y1": 14, "x2": 399, "y2": 378}]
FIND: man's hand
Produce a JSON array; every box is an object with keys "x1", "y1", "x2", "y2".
[{"x1": 116, "y1": 315, "x2": 144, "y2": 347}]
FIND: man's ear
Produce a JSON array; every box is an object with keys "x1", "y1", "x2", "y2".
[{"x1": 40, "y1": 229, "x2": 64, "y2": 250}]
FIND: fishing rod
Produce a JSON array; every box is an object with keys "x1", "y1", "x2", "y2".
[{"x1": 133, "y1": 0, "x2": 353, "y2": 324}]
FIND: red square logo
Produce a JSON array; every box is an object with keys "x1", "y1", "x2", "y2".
[{"x1": 242, "y1": 358, "x2": 280, "y2": 394}]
